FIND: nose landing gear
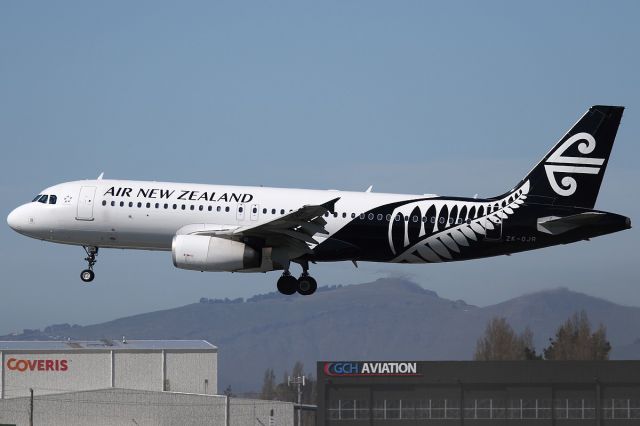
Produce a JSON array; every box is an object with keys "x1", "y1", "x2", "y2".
[{"x1": 80, "y1": 246, "x2": 98, "y2": 283}]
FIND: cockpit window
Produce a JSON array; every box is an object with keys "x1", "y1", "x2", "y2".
[
  {"x1": 38, "y1": 195, "x2": 48, "y2": 204},
  {"x1": 49, "y1": 195, "x2": 57, "y2": 204},
  {"x1": 32, "y1": 195, "x2": 42, "y2": 202}
]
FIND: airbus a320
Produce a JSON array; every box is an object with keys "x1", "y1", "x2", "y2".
[{"x1": 7, "y1": 105, "x2": 631, "y2": 295}]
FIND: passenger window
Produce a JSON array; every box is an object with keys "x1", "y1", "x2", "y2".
[
  {"x1": 181, "y1": 205, "x2": 186, "y2": 210},
  {"x1": 155, "y1": 203, "x2": 159, "y2": 209},
  {"x1": 208, "y1": 206, "x2": 212, "y2": 212},
  {"x1": 129, "y1": 202, "x2": 133, "y2": 207},
  {"x1": 225, "y1": 206, "x2": 230, "y2": 212},
  {"x1": 173, "y1": 204, "x2": 177, "y2": 209},
  {"x1": 38, "y1": 195, "x2": 48, "y2": 204},
  {"x1": 395, "y1": 215, "x2": 401, "y2": 222},
  {"x1": 386, "y1": 214, "x2": 391, "y2": 221},
  {"x1": 198, "y1": 205, "x2": 203, "y2": 211},
  {"x1": 360, "y1": 213, "x2": 365, "y2": 220},
  {"x1": 190, "y1": 205, "x2": 195, "y2": 211},
  {"x1": 217, "y1": 206, "x2": 222, "y2": 212},
  {"x1": 351, "y1": 213, "x2": 356, "y2": 218},
  {"x1": 377, "y1": 214, "x2": 383, "y2": 220},
  {"x1": 253, "y1": 207, "x2": 257, "y2": 214},
  {"x1": 262, "y1": 208, "x2": 266, "y2": 214},
  {"x1": 368, "y1": 213, "x2": 374, "y2": 220},
  {"x1": 333, "y1": 212, "x2": 338, "y2": 218},
  {"x1": 164, "y1": 204, "x2": 168, "y2": 209},
  {"x1": 342, "y1": 212, "x2": 346, "y2": 218},
  {"x1": 49, "y1": 195, "x2": 57, "y2": 204},
  {"x1": 412, "y1": 216, "x2": 418, "y2": 223},
  {"x1": 102, "y1": 200, "x2": 106, "y2": 206},
  {"x1": 145, "y1": 202, "x2": 150, "y2": 208},
  {"x1": 280, "y1": 209, "x2": 284, "y2": 214},
  {"x1": 137, "y1": 202, "x2": 142, "y2": 208},
  {"x1": 238, "y1": 207, "x2": 243, "y2": 213},
  {"x1": 111, "y1": 201, "x2": 115, "y2": 207},
  {"x1": 120, "y1": 201, "x2": 124, "y2": 207}
]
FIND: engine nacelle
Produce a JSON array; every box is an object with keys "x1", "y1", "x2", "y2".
[{"x1": 172, "y1": 235, "x2": 261, "y2": 272}]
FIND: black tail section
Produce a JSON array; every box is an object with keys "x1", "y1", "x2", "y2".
[{"x1": 516, "y1": 105, "x2": 624, "y2": 209}]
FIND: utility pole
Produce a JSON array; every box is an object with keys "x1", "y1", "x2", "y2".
[
  {"x1": 288, "y1": 375, "x2": 305, "y2": 426},
  {"x1": 225, "y1": 394, "x2": 230, "y2": 426},
  {"x1": 29, "y1": 388, "x2": 34, "y2": 426}
]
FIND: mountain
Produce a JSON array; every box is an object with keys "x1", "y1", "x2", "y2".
[{"x1": 3, "y1": 278, "x2": 640, "y2": 392}]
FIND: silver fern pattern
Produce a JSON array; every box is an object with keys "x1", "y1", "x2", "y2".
[{"x1": 388, "y1": 180, "x2": 530, "y2": 263}]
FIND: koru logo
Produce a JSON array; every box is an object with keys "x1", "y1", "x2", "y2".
[{"x1": 544, "y1": 132, "x2": 605, "y2": 196}]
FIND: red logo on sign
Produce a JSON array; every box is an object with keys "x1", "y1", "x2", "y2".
[{"x1": 6, "y1": 358, "x2": 68, "y2": 372}]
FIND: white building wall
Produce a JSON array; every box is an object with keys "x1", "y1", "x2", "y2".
[
  {"x1": 165, "y1": 351, "x2": 217, "y2": 394},
  {"x1": 113, "y1": 352, "x2": 162, "y2": 391},
  {"x1": 0, "y1": 389, "x2": 295, "y2": 426},
  {"x1": 3, "y1": 352, "x2": 111, "y2": 398}
]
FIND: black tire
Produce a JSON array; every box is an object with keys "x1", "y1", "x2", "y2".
[
  {"x1": 277, "y1": 275, "x2": 297, "y2": 295},
  {"x1": 297, "y1": 276, "x2": 317, "y2": 296},
  {"x1": 80, "y1": 269, "x2": 95, "y2": 283}
]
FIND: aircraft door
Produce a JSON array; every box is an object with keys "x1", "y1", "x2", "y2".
[
  {"x1": 237, "y1": 203, "x2": 245, "y2": 221},
  {"x1": 250, "y1": 204, "x2": 259, "y2": 221},
  {"x1": 76, "y1": 186, "x2": 97, "y2": 221}
]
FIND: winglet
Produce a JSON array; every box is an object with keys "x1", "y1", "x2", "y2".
[
  {"x1": 321, "y1": 197, "x2": 341, "y2": 214},
  {"x1": 365, "y1": 185, "x2": 373, "y2": 193},
  {"x1": 97, "y1": 172, "x2": 104, "y2": 180}
]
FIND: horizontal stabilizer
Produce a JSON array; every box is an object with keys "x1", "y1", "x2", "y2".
[{"x1": 536, "y1": 212, "x2": 605, "y2": 235}]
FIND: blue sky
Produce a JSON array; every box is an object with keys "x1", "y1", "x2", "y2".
[{"x1": 1, "y1": 1, "x2": 638, "y2": 334}]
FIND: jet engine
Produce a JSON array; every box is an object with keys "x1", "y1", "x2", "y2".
[{"x1": 172, "y1": 235, "x2": 261, "y2": 272}]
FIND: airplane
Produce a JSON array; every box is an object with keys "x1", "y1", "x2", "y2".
[{"x1": 6, "y1": 105, "x2": 631, "y2": 296}]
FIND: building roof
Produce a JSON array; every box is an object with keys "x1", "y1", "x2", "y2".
[{"x1": 0, "y1": 340, "x2": 217, "y2": 352}]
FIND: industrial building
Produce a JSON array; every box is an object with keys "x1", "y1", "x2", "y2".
[
  {"x1": 317, "y1": 361, "x2": 640, "y2": 425},
  {"x1": 0, "y1": 340, "x2": 294, "y2": 425},
  {"x1": 0, "y1": 340, "x2": 218, "y2": 398},
  {"x1": 0, "y1": 388, "x2": 293, "y2": 426}
]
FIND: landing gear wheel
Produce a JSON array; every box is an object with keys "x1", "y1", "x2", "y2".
[
  {"x1": 277, "y1": 274, "x2": 298, "y2": 295},
  {"x1": 297, "y1": 275, "x2": 317, "y2": 296},
  {"x1": 80, "y1": 246, "x2": 99, "y2": 283},
  {"x1": 80, "y1": 269, "x2": 95, "y2": 283}
]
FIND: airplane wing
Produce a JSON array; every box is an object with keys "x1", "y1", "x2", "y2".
[{"x1": 183, "y1": 197, "x2": 340, "y2": 255}]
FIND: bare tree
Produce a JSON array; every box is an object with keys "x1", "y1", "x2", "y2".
[
  {"x1": 260, "y1": 368, "x2": 276, "y2": 400},
  {"x1": 543, "y1": 311, "x2": 611, "y2": 360},
  {"x1": 475, "y1": 317, "x2": 539, "y2": 360}
]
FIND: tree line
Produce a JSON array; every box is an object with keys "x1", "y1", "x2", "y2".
[{"x1": 474, "y1": 310, "x2": 611, "y2": 360}]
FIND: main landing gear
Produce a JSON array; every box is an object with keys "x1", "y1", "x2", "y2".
[
  {"x1": 276, "y1": 261, "x2": 318, "y2": 296},
  {"x1": 80, "y1": 246, "x2": 98, "y2": 283}
]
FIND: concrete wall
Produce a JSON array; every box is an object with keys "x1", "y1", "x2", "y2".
[
  {"x1": 0, "y1": 388, "x2": 294, "y2": 426},
  {"x1": 1, "y1": 351, "x2": 111, "y2": 398},
  {"x1": 165, "y1": 351, "x2": 217, "y2": 394},
  {"x1": 1, "y1": 349, "x2": 217, "y2": 399},
  {"x1": 113, "y1": 351, "x2": 161, "y2": 391}
]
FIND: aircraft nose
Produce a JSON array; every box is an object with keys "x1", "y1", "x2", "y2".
[{"x1": 7, "y1": 206, "x2": 25, "y2": 232}]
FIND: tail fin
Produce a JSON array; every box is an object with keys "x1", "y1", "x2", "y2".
[{"x1": 518, "y1": 105, "x2": 624, "y2": 209}]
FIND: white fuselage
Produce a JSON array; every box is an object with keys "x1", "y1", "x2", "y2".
[{"x1": 7, "y1": 179, "x2": 433, "y2": 252}]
